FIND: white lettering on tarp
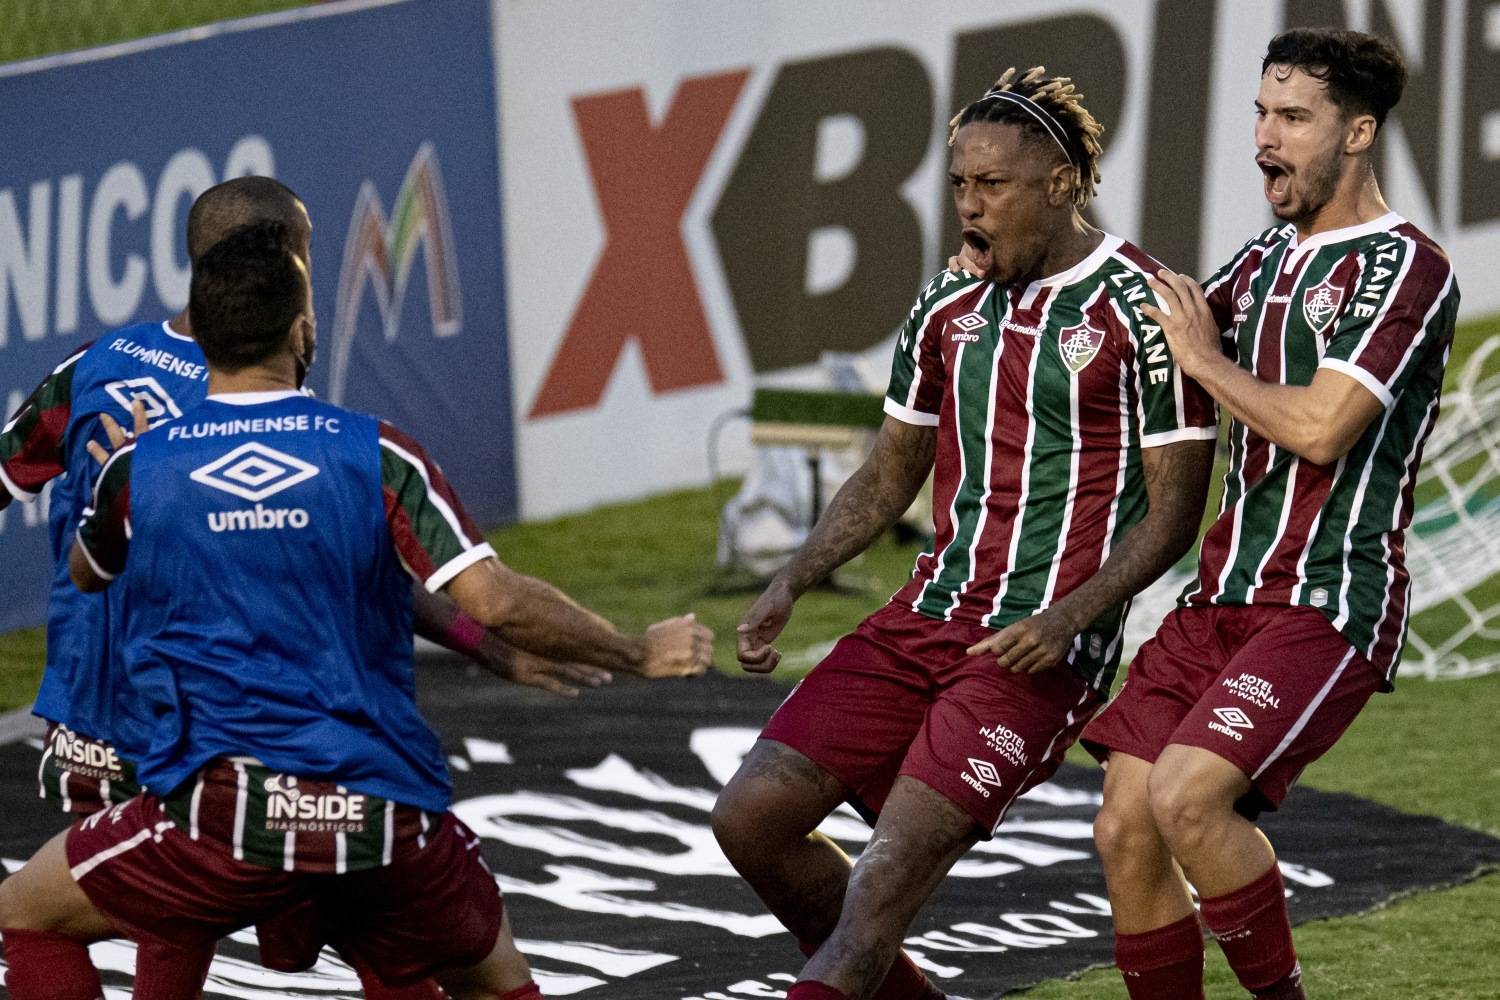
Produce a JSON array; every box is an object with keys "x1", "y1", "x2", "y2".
[
  {"x1": 0, "y1": 180, "x2": 51, "y2": 347},
  {"x1": 562, "y1": 750, "x2": 1091, "y2": 877},
  {"x1": 55, "y1": 175, "x2": 83, "y2": 336},
  {"x1": 0, "y1": 137, "x2": 277, "y2": 349},
  {"x1": 87, "y1": 161, "x2": 149, "y2": 327},
  {"x1": 454, "y1": 790, "x2": 733, "y2": 876},
  {"x1": 495, "y1": 863, "x2": 785, "y2": 938},
  {"x1": 513, "y1": 939, "x2": 676, "y2": 977}
]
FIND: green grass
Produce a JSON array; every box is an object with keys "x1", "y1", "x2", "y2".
[{"x1": 0, "y1": 0, "x2": 313, "y2": 65}]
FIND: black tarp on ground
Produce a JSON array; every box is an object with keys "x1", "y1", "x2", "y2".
[{"x1": 2, "y1": 663, "x2": 1497, "y2": 998}]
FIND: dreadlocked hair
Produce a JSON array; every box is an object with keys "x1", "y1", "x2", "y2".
[{"x1": 948, "y1": 66, "x2": 1104, "y2": 209}]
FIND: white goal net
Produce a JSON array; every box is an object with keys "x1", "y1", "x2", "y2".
[{"x1": 1124, "y1": 337, "x2": 1500, "y2": 681}]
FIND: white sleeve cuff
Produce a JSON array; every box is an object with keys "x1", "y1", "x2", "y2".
[
  {"x1": 0, "y1": 462, "x2": 37, "y2": 503},
  {"x1": 1319, "y1": 358, "x2": 1394, "y2": 408},
  {"x1": 74, "y1": 518, "x2": 117, "y2": 583},
  {"x1": 424, "y1": 542, "x2": 497, "y2": 593},
  {"x1": 1141, "y1": 426, "x2": 1219, "y2": 449},
  {"x1": 883, "y1": 397, "x2": 940, "y2": 427}
]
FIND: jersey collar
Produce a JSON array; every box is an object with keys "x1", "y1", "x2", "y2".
[
  {"x1": 206, "y1": 390, "x2": 304, "y2": 405},
  {"x1": 1284, "y1": 211, "x2": 1406, "y2": 269},
  {"x1": 162, "y1": 320, "x2": 194, "y2": 343},
  {"x1": 1022, "y1": 233, "x2": 1124, "y2": 294}
]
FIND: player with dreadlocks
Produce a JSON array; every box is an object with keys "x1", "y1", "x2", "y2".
[{"x1": 712, "y1": 67, "x2": 1218, "y2": 1000}]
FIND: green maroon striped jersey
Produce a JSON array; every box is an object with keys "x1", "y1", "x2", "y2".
[
  {"x1": 885, "y1": 235, "x2": 1218, "y2": 689},
  {"x1": 1181, "y1": 214, "x2": 1459, "y2": 683}
]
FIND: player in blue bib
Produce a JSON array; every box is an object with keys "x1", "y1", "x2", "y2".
[{"x1": 0, "y1": 222, "x2": 711, "y2": 997}]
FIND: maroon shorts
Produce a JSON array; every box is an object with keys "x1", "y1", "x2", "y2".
[
  {"x1": 1082, "y1": 605, "x2": 1384, "y2": 816},
  {"x1": 66, "y1": 795, "x2": 503, "y2": 985},
  {"x1": 762, "y1": 603, "x2": 1102, "y2": 836},
  {"x1": 38, "y1": 723, "x2": 141, "y2": 816}
]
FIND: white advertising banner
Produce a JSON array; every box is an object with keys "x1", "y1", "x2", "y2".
[{"x1": 495, "y1": 0, "x2": 1498, "y2": 517}]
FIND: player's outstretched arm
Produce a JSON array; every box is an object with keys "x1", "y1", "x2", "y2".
[
  {"x1": 1145, "y1": 269, "x2": 1389, "y2": 465},
  {"x1": 410, "y1": 585, "x2": 612, "y2": 697},
  {"x1": 737, "y1": 415, "x2": 936, "y2": 673},
  {"x1": 969, "y1": 438, "x2": 1215, "y2": 673},
  {"x1": 444, "y1": 559, "x2": 713, "y2": 679}
]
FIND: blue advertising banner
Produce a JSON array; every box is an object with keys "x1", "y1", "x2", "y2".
[{"x1": 0, "y1": 0, "x2": 514, "y2": 633}]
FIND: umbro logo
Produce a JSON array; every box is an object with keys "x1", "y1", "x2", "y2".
[
  {"x1": 960, "y1": 758, "x2": 1001, "y2": 798},
  {"x1": 104, "y1": 377, "x2": 182, "y2": 428},
  {"x1": 190, "y1": 442, "x2": 319, "y2": 502},
  {"x1": 1208, "y1": 706, "x2": 1255, "y2": 742},
  {"x1": 949, "y1": 312, "x2": 987, "y2": 343},
  {"x1": 966, "y1": 757, "x2": 1003, "y2": 785},
  {"x1": 1213, "y1": 706, "x2": 1254, "y2": 729},
  {"x1": 1236, "y1": 291, "x2": 1255, "y2": 312}
]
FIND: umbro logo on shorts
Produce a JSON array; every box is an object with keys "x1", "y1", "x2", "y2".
[
  {"x1": 1208, "y1": 706, "x2": 1255, "y2": 742},
  {"x1": 961, "y1": 757, "x2": 1003, "y2": 798},
  {"x1": 1214, "y1": 706, "x2": 1254, "y2": 729},
  {"x1": 966, "y1": 758, "x2": 1002, "y2": 785},
  {"x1": 105, "y1": 377, "x2": 183, "y2": 428},
  {"x1": 191, "y1": 442, "x2": 320, "y2": 502}
]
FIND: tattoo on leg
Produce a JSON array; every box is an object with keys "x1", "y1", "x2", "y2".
[{"x1": 741, "y1": 743, "x2": 844, "y2": 796}]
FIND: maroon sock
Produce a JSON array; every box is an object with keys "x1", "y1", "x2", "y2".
[
  {"x1": 132, "y1": 937, "x2": 217, "y2": 1000},
  {"x1": 353, "y1": 961, "x2": 446, "y2": 999},
  {"x1": 787, "y1": 983, "x2": 851, "y2": 1000},
  {"x1": 494, "y1": 983, "x2": 543, "y2": 1000},
  {"x1": 1, "y1": 928, "x2": 103, "y2": 1000},
  {"x1": 799, "y1": 941, "x2": 943, "y2": 1000},
  {"x1": 1113, "y1": 912, "x2": 1206, "y2": 1000},
  {"x1": 1200, "y1": 865, "x2": 1304, "y2": 999}
]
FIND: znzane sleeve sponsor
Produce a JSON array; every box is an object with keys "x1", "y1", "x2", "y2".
[
  {"x1": 1118, "y1": 275, "x2": 1218, "y2": 449},
  {"x1": 1319, "y1": 238, "x2": 1458, "y2": 409},
  {"x1": 884, "y1": 272, "x2": 967, "y2": 427},
  {"x1": 378, "y1": 422, "x2": 497, "y2": 593},
  {"x1": 0, "y1": 342, "x2": 91, "y2": 508},
  {"x1": 76, "y1": 444, "x2": 134, "y2": 581}
]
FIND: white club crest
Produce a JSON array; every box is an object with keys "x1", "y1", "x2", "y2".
[
  {"x1": 1302, "y1": 277, "x2": 1345, "y2": 334},
  {"x1": 1058, "y1": 321, "x2": 1108, "y2": 374}
]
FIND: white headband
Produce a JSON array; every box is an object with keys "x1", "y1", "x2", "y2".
[{"x1": 977, "y1": 90, "x2": 1075, "y2": 166}]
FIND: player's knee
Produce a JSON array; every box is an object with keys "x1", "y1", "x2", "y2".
[
  {"x1": 1146, "y1": 768, "x2": 1212, "y2": 845},
  {"x1": 1092, "y1": 796, "x2": 1158, "y2": 871},
  {"x1": 711, "y1": 774, "x2": 783, "y2": 866}
]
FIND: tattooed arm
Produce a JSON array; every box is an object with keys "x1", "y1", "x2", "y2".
[
  {"x1": 967, "y1": 437, "x2": 1215, "y2": 673},
  {"x1": 736, "y1": 416, "x2": 937, "y2": 672}
]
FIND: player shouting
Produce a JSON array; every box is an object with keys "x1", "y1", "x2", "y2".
[
  {"x1": 1084, "y1": 29, "x2": 1459, "y2": 1000},
  {"x1": 712, "y1": 67, "x2": 1218, "y2": 1000}
]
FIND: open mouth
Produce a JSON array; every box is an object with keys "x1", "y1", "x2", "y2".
[
  {"x1": 1258, "y1": 158, "x2": 1291, "y2": 204},
  {"x1": 963, "y1": 229, "x2": 995, "y2": 275}
]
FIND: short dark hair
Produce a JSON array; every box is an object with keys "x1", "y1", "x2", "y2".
[
  {"x1": 1262, "y1": 28, "x2": 1407, "y2": 128},
  {"x1": 186, "y1": 176, "x2": 308, "y2": 262},
  {"x1": 949, "y1": 66, "x2": 1105, "y2": 208},
  {"x1": 189, "y1": 221, "x2": 307, "y2": 372}
]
